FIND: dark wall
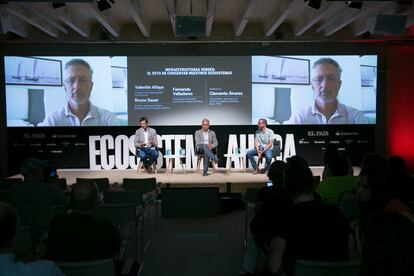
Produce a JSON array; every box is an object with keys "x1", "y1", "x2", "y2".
[
  {"x1": 0, "y1": 54, "x2": 6, "y2": 177},
  {"x1": 386, "y1": 44, "x2": 414, "y2": 173}
]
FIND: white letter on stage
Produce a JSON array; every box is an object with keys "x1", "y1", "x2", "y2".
[
  {"x1": 247, "y1": 134, "x2": 255, "y2": 168},
  {"x1": 283, "y1": 134, "x2": 296, "y2": 161},
  {"x1": 114, "y1": 135, "x2": 129, "y2": 170},
  {"x1": 174, "y1": 135, "x2": 185, "y2": 168},
  {"x1": 156, "y1": 135, "x2": 163, "y2": 169},
  {"x1": 227, "y1": 134, "x2": 241, "y2": 168},
  {"x1": 89, "y1": 136, "x2": 101, "y2": 170},
  {"x1": 185, "y1": 135, "x2": 196, "y2": 169},
  {"x1": 273, "y1": 134, "x2": 283, "y2": 161},
  {"x1": 129, "y1": 135, "x2": 138, "y2": 170},
  {"x1": 100, "y1": 135, "x2": 115, "y2": 170}
]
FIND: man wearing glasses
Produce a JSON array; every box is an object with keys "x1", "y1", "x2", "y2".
[
  {"x1": 38, "y1": 58, "x2": 120, "y2": 126},
  {"x1": 286, "y1": 58, "x2": 368, "y2": 124},
  {"x1": 247, "y1": 118, "x2": 274, "y2": 174},
  {"x1": 195, "y1": 118, "x2": 218, "y2": 176}
]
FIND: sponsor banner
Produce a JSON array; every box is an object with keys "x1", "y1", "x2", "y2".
[{"x1": 7, "y1": 125, "x2": 375, "y2": 174}]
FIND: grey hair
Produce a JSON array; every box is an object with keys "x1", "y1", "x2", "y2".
[
  {"x1": 312, "y1": 58, "x2": 342, "y2": 78},
  {"x1": 65, "y1": 58, "x2": 93, "y2": 79}
]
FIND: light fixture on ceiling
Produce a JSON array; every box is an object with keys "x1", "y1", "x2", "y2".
[
  {"x1": 97, "y1": 0, "x2": 114, "y2": 11},
  {"x1": 346, "y1": 1, "x2": 363, "y2": 9},
  {"x1": 52, "y1": 3, "x2": 66, "y2": 8},
  {"x1": 305, "y1": 0, "x2": 322, "y2": 10}
]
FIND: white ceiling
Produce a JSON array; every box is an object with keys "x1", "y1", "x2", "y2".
[{"x1": 0, "y1": 0, "x2": 413, "y2": 42}]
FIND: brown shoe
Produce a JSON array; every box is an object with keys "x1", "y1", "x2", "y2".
[{"x1": 252, "y1": 168, "x2": 259, "y2": 175}]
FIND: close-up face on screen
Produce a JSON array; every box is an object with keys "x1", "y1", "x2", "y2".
[{"x1": 4, "y1": 55, "x2": 377, "y2": 127}]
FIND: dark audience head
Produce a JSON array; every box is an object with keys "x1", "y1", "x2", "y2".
[
  {"x1": 285, "y1": 156, "x2": 314, "y2": 198},
  {"x1": 322, "y1": 143, "x2": 339, "y2": 165},
  {"x1": 267, "y1": 160, "x2": 287, "y2": 186},
  {"x1": 359, "y1": 154, "x2": 389, "y2": 209},
  {"x1": 70, "y1": 180, "x2": 99, "y2": 212},
  {"x1": 0, "y1": 202, "x2": 19, "y2": 250},
  {"x1": 388, "y1": 155, "x2": 408, "y2": 177},
  {"x1": 20, "y1": 157, "x2": 50, "y2": 181},
  {"x1": 360, "y1": 153, "x2": 385, "y2": 173},
  {"x1": 387, "y1": 155, "x2": 414, "y2": 201},
  {"x1": 329, "y1": 154, "x2": 349, "y2": 177}
]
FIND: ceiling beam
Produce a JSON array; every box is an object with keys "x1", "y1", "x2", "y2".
[
  {"x1": 19, "y1": 3, "x2": 68, "y2": 34},
  {"x1": 162, "y1": 0, "x2": 177, "y2": 35},
  {"x1": 0, "y1": 8, "x2": 28, "y2": 37},
  {"x1": 316, "y1": 5, "x2": 351, "y2": 33},
  {"x1": 235, "y1": 0, "x2": 257, "y2": 37},
  {"x1": 54, "y1": 4, "x2": 89, "y2": 37},
  {"x1": 83, "y1": 2, "x2": 120, "y2": 37},
  {"x1": 264, "y1": 0, "x2": 301, "y2": 37},
  {"x1": 353, "y1": 18, "x2": 370, "y2": 36},
  {"x1": 121, "y1": 0, "x2": 150, "y2": 37},
  {"x1": 6, "y1": 3, "x2": 59, "y2": 37},
  {"x1": 323, "y1": 2, "x2": 388, "y2": 36},
  {"x1": 294, "y1": 2, "x2": 342, "y2": 36},
  {"x1": 206, "y1": 0, "x2": 217, "y2": 36}
]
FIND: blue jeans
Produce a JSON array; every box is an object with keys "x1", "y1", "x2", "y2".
[
  {"x1": 247, "y1": 146, "x2": 273, "y2": 170},
  {"x1": 136, "y1": 148, "x2": 159, "y2": 166},
  {"x1": 198, "y1": 144, "x2": 217, "y2": 173}
]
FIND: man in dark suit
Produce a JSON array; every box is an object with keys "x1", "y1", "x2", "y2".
[{"x1": 194, "y1": 118, "x2": 219, "y2": 176}]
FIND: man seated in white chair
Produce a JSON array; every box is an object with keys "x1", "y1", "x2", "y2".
[
  {"x1": 194, "y1": 118, "x2": 219, "y2": 176},
  {"x1": 134, "y1": 117, "x2": 159, "y2": 173},
  {"x1": 247, "y1": 118, "x2": 274, "y2": 174}
]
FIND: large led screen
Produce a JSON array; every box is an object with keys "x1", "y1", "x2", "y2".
[{"x1": 4, "y1": 55, "x2": 377, "y2": 126}]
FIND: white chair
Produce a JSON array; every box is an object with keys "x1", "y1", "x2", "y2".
[
  {"x1": 195, "y1": 146, "x2": 217, "y2": 174},
  {"x1": 57, "y1": 258, "x2": 117, "y2": 276},
  {"x1": 294, "y1": 260, "x2": 361, "y2": 276},
  {"x1": 136, "y1": 156, "x2": 157, "y2": 174}
]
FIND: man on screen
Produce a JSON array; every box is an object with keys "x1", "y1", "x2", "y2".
[
  {"x1": 286, "y1": 58, "x2": 368, "y2": 124},
  {"x1": 38, "y1": 58, "x2": 121, "y2": 126},
  {"x1": 195, "y1": 118, "x2": 219, "y2": 176},
  {"x1": 134, "y1": 117, "x2": 159, "y2": 173},
  {"x1": 247, "y1": 118, "x2": 274, "y2": 174}
]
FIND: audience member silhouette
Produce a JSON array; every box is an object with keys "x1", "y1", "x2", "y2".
[
  {"x1": 266, "y1": 156, "x2": 350, "y2": 276},
  {"x1": 387, "y1": 155, "x2": 414, "y2": 202},
  {"x1": 0, "y1": 201, "x2": 64, "y2": 276},
  {"x1": 322, "y1": 143, "x2": 353, "y2": 179},
  {"x1": 240, "y1": 161, "x2": 291, "y2": 276},
  {"x1": 46, "y1": 180, "x2": 121, "y2": 261},
  {"x1": 250, "y1": 161, "x2": 292, "y2": 253},
  {"x1": 316, "y1": 154, "x2": 358, "y2": 204},
  {"x1": 357, "y1": 155, "x2": 414, "y2": 275},
  {"x1": 10, "y1": 158, "x2": 69, "y2": 208}
]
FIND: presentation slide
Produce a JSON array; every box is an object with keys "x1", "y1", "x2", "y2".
[
  {"x1": 127, "y1": 56, "x2": 251, "y2": 125},
  {"x1": 3, "y1": 55, "x2": 377, "y2": 127}
]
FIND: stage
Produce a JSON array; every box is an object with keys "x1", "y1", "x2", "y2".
[{"x1": 52, "y1": 166, "x2": 337, "y2": 193}]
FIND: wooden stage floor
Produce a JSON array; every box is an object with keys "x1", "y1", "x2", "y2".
[{"x1": 55, "y1": 166, "x2": 329, "y2": 193}]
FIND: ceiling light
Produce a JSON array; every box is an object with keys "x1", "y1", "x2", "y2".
[
  {"x1": 52, "y1": 3, "x2": 65, "y2": 8},
  {"x1": 97, "y1": 0, "x2": 114, "y2": 11},
  {"x1": 305, "y1": 0, "x2": 322, "y2": 10},
  {"x1": 346, "y1": 1, "x2": 362, "y2": 9}
]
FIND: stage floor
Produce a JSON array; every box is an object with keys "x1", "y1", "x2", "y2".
[{"x1": 54, "y1": 166, "x2": 332, "y2": 193}]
